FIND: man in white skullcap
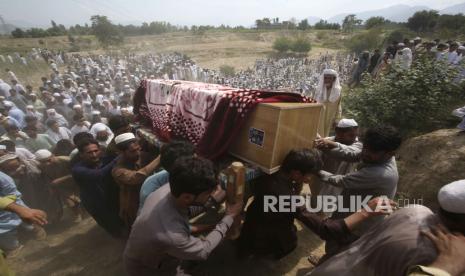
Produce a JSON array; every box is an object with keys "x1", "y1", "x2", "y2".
[
  {"x1": 89, "y1": 122, "x2": 114, "y2": 148},
  {"x1": 35, "y1": 149, "x2": 83, "y2": 222},
  {"x1": 313, "y1": 69, "x2": 342, "y2": 138},
  {"x1": 91, "y1": 110, "x2": 107, "y2": 125},
  {"x1": 394, "y1": 43, "x2": 413, "y2": 70},
  {"x1": 308, "y1": 179, "x2": 465, "y2": 276},
  {"x1": 312, "y1": 118, "x2": 362, "y2": 205},
  {"x1": 452, "y1": 106, "x2": 465, "y2": 131},
  {"x1": 46, "y1": 108, "x2": 69, "y2": 128},
  {"x1": 112, "y1": 133, "x2": 160, "y2": 229}
]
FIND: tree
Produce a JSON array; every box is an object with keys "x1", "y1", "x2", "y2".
[
  {"x1": 272, "y1": 37, "x2": 292, "y2": 53},
  {"x1": 346, "y1": 29, "x2": 383, "y2": 53},
  {"x1": 407, "y1": 10, "x2": 439, "y2": 32},
  {"x1": 90, "y1": 15, "x2": 123, "y2": 47},
  {"x1": 298, "y1": 19, "x2": 310, "y2": 30},
  {"x1": 291, "y1": 37, "x2": 312, "y2": 53},
  {"x1": 342, "y1": 14, "x2": 362, "y2": 33},
  {"x1": 365, "y1": 16, "x2": 387, "y2": 29},
  {"x1": 314, "y1": 20, "x2": 340, "y2": 30},
  {"x1": 11, "y1": 28, "x2": 25, "y2": 38},
  {"x1": 437, "y1": 14, "x2": 465, "y2": 34}
]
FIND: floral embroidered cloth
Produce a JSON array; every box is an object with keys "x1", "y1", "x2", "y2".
[{"x1": 134, "y1": 79, "x2": 315, "y2": 159}]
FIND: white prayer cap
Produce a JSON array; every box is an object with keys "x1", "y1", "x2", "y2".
[
  {"x1": 414, "y1": 37, "x2": 421, "y2": 41},
  {"x1": 92, "y1": 110, "x2": 101, "y2": 115},
  {"x1": 35, "y1": 149, "x2": 52, "y2": 161},
  {"x1": 458, "y1": 46, "x2": 465, "y2": 50},
  {"x1": 398, "y1": 43, "x2": 405, "y2": 47},
  {"x1": 115, "y1": 132, "x2": 136, "y2": 145},
  {"x1": 438, "y1": 180, "x2": 465, "y2": 214},
  {"x1": 3, "y1": 101, "x2": 14, "y2": 107},
  {"x1": 93, "y1": 123, "x2": 107, "y2": 133},
  {"x1": 124, "y1": 84, "x2": 130, "y2": 88},
  {"x1": 337, "y1": 119, "x2": 358, "y2": 128},
  {"x1": 53, "y1": 92, "x2": 61, "y2": 97},
  {"x1": 322, "y1": 69, "x2": 337, "y2": 76},
  {"x1": 46, "y1": 108, "x2": 56, "y2": 114},
  {"x1": 26, "y1": 105, "x2": 34, "y2": 109},
  {"x1": 73, "y1": 104, "x2": 82, "y2": 109}
]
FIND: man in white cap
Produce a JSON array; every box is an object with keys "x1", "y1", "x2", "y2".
[
  {"x1": 453, "y1": 45, "x2": 465, "y2": 65},
  {"x1": 35, "y1": 150, "x2": 82, "y2": 222},
  {"x1": 89, "y1": 122, "x2": 114, "y2": 149},
  {"x1": 394, "y1": 43, "x2": 413, "y2": 70},
  {"x1": 308, "y1": 180, "x2": 465, "y2": 276},
  {"x1": 3, "y1": 101, "x2": 25, "y2": 128},
  {"x1": 91, "y1": 110, "x2": 107, "y2": 125},
  {"x1": 112, "y1": 133, "x2": 160, "y2": 229},
  {"x1": 24, "y1": 126, "x2": 55, "y2": 152},
  {"x1": 25, "y1": 105, "x2": 43, "y2": 121},
  {"x1": 46, "y1": 108, "x2": 69, "y2": 128},
  {"x1": 312, "y1": 69, "x2": 342, "y2": 138},
  {"x1": 0, "y1": 80, "x2": 11, "y2": 98},
  {"x1": 45, "y1": 119, "x2": 72, "y2": 144},
  {"x1": 70, "y1": 115, "x2": 90, "y2": 140},
  {"x1": 313, "y1": 118, "x2": 362, "y2": 201}
]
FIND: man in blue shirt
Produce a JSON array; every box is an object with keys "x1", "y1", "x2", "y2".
[
  {"x1": 138, "y1": 140, "x2": 195, "y2": 212},
  {"x1": 72, "y1": 138, "x2": 124, "y2": 238}
]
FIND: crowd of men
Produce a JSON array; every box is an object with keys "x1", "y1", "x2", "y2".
[
  {"x1": 0, "y1": 41, "x2": 463, "y2": 276},
  {"x1": 349, "y1": 37, "x2": 465, "y2": 86}
]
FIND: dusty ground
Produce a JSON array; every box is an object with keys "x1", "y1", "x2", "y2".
[{"x1": 7, "y1": 209, "x2": 324, "y2": 276}]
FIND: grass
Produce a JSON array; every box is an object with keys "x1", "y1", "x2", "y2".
[{"x1": 0, "y1": 29, "x2": 353, "y2": 86}]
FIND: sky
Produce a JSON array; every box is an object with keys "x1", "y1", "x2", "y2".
[{"x1": 0, "y1": 0, "x2": 464, "y2": 27}]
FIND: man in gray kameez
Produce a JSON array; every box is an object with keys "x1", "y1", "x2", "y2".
[
  {"x1": 316, "y1": 125, "x2": 402, "y2": 256},
  {"x1": 313, "y1": 118, "x2": 362, "y2": 199},
  {"x1": 124, "y1": 156, "x2": 242, "y2": 276}
]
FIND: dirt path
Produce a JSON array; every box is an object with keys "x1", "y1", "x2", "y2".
[{"x1": 8, "y1": 213, "x2": 324, "y2": 276}]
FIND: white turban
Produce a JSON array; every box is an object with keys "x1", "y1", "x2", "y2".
[
  {"x1": 35, "y1": 149, "x2": 52, "y2": 161},
  {"x1": 337, "y1": 119, "x2": 358, "y2": 128},
  {"x1": 314, "y1": 69, "x2": 341, "y2": 103},
  {"x1": 438, "y1": 180, "x2": 465, "y2": 214},
  {"x1": 115, "y1": 133, "x2": 136, "y2": 145}
]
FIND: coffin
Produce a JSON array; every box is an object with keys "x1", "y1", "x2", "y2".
[
  {"x1": 135, "y1": 79, "x2": 320, "y2": 174},
  {"x1": 229, "y1": 102, "x2": 322, "y2": 174}
]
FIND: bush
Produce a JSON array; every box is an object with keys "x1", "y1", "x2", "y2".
[
  {"x1": 219, "y1": 65, "x2": 235, "y2": 77},
  {"x1": 316, "y1": 31, "x2": 328, "y2": 40},
  {"x1": 291, "y1": 37, "x2": 312, "y2": 53},
  {"x1": 346, "y1": 29, "x2": 383, "y2": 54},
  {"x1": 272, "y1": 37, "x2": 292, "y2": 53},
  {"x1": 344, "y1": 55, "x2": 465, "y2": 137}
]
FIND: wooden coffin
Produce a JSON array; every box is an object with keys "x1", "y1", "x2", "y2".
[{"x1": 229, "y1": 102, "x2": 322, "y2": 174}]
